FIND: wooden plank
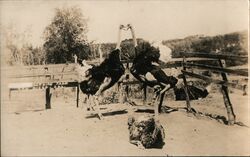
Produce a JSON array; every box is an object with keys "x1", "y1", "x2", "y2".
[
  {"x1": 159, "y1": 58, "x2": 218, "y2": 68},
  {"x1": 182, "y1": 57, "x2": 192, "y2": 112},
  {"x1": 159, "y1": 61, "x2": 182, "y2": 68},
  {"x1": 45, "y1": 87, "x2": 51, "y2": 109},
  {"x1": 121, "y1": 57, "x2": 217, "y2": 64},
  {"x1": 180, "y1": 52, "x2": 248, "y2": 60},
  {"x1": 1, "y1": 63, "x2": 76, "y2": 71},
  {"x1": 8, "y1": 74, "x2": 51, "y2": 78},
  {"x1": 8, "y1": 82, "x2": 33, "y2": 89},
  {"x1": 122, "y1": 80, "x2": 141, "y2": 85},
  {"x1": 227, "y1": 64, "x2": 248, "y2": 70},
  {"x1": 218, "y1": 59, "x2": 236, "y2": 125},
  {"x1": 181, "y1": 70, "x2": 240, "y2": 87},
  {"x1": 184, "y1": 62, "x2": 248, "y2": 76},
  {"x1": 56, "y1": 81, "x2": 78, "y2": 88},
  {"x1": 8, "y1": 71, "x2": 77, "y2": 78},
  {"x1": 76, "y1": 84, "x2": 79, "y2": 108},
  {"x1": 8, "y1": 81, "x2": 79, "y2": 90},
  {"x1": 184, "y1": 58, "x2": 218, "y2": 61}
]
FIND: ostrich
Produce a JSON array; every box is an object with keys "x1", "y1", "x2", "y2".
[
  {"x1": 78, "y1": 25, "x2": 126, "y2": 119},
  {"x1": 128, "y1": 24, "x2": 178, "y2": 116}
]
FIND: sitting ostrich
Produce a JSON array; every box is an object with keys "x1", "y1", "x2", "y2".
[
  {"x1": 78, "y1": 25, "x2": 126, "y2": 119},
  {"x1": 128, "y1": 24, "x2": 178, "y2": 116}
]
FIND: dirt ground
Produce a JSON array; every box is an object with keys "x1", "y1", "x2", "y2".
[{"x1": 1, "y1": 87, "x2": 250, "y2": 156}]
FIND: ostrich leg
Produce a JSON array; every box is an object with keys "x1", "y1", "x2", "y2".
[
  {"x1": 92, "y1": 25, "x2": 125, "y2": 119},
  {"x1": 151, "y1": 85, "x2": 161, "y2": 117},
  {"x1": 94, "y1": 77, "x2": 112, "y2": 120},
  {"x1": 158, "y1": 92, "x2": 166, "y2": 113},
  {"x1": 157, "y1": 83, "x2": 172, "y2": 113},
  {"x1": 152, "y1": 84, "x2": 172, "y2": 117},
  {"x1": 92, "y1": 95, "x2": 103, "y2": 120}
]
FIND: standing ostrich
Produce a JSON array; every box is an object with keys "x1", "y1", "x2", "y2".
[
  {"x1": 128, "y1": 24, "x2": 178, "y2": 116},
  {"x1": 78, "y1": 25, "x2": 126, "y2": 119}
]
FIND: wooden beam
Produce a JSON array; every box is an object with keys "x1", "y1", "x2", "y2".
[
  {"x1": 8, "y1": 71, "x2": 77, "y2": 78},
  {"x1": 76, "y1": 83, "x2": 80, "y2": 108},
  {"x1": 184, "y1": 62, "x2": 248, "y2": 76},
  {"x1": 45, "y1": 86, "x2": 51, "y2": 109},
  {"x1": 120, "y1": 57, "x2": 217, "y2": 64},
  {"x1": 180, "y1": 52, "x2": 248, "y2": 60},
  {"x1": 2, "y1": 63, "x2": 76, "y2": 71},
  {"x1": 122, "y1": 80, "x2": 141, "y2": 85},
  {"x1": 182, "y1": 57, "x2": 192, "y2": 112},
  {"x1": 218, "y1": 59, "x2": 236, "y2": 125},
  {"x1": 181, "y1": 70, "x2": 237, "y2": 87}
]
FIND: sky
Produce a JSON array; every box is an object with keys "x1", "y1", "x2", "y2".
[{"x1": 0, "y1": 0, "x2": 248, "y2": 46}]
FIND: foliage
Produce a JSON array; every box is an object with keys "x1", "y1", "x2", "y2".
[
  {"x1": 8, "y1": 44, "x2": 46, "y2": 66},
  {"x1": 162, "y1": 31, "x2": 248, "y2": 66},
  {"x1": 92, "y1": 31, "x2": 247, "y2": 66},
  {"x1": 2, "y1": 24, "x2": 45, "y2": 66},
  {"x1": 21, "y1": 45, "x2": 45, "y2": 65},
  {"x1": 89, "y1": 38, "x2": 147, "y2": 61},
  {"x1": 43, "y1": 7, "x2": 90, "y2": 64}
]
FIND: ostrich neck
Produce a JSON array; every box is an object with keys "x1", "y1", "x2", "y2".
[
  {"x1": 115, "y1": 28, "x2": 122, "y2": 60},
  {"x1": 130, "y1": 27, "x2": 137, "y2": 48}
]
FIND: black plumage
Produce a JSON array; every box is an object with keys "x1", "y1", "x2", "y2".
[
  {"x1": 174, "y1": 83, "x2": 209, "y2": 101},
  {"x1": 79, "y1": 49, "x2": 125, "y2": 95},
  {"x1": 129, "y1": 41, "x2": 178, "y2": 114},
  {"x1": 130, "y1": 41, "x2": 178, "y2": 88}
]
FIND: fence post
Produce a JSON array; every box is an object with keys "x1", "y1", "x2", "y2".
[
  {"x1": 45, "y1": 86, "x2": 51, "y2": 109},
  {"x1": 76, "y1": 83, "x2": 80, "y2": 108},
  {"x1": 218, "y1": 59, "x2": 236, "y2": 125},
  {"x1": 182, "y1": 57, "x2": 192, "y2": 112},
  {"x1": 243, "y1": 84, "x2": 247, "y2": 96}
]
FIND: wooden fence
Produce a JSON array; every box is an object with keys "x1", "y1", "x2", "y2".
[
  {"x1": 4, "y1": 52, "x2": 248, "y2": 125},
  {"x1": 179, "y1": 52, "x2": 248, "y2": 125},
  {"x1": 5, "y1": 63, "x2": 80, "y2": 109}
]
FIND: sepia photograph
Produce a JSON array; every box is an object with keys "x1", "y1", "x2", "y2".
[{"x1": 0, "y1": 0, "x2": 249, "y2": 156}]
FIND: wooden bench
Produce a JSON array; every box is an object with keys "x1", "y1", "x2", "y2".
[{"x1": 7, "y1": 64, "x2": 80, "y2": 109}]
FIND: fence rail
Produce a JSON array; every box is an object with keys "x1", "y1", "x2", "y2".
[
  {"x1": 183, "y1": 62, "x2": 248, "y2": 76},
  {"x1": 4, "y1": 52, "x2": 248, "y2": 125},
  {"x1": 180, "y1": 52, "x2": 248, "y2": 60},
  {"x1": 180, "y1": 53, "x2": 248, "y2": 125}
]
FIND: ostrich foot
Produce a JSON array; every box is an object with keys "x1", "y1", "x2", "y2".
[
  {"x1": 97, "y1": 112, "x2": 104, "y2": 120},
  {"x1": 186, "y1": 107, "x2": 199, "y2": 118},
  {"x1": 92, "y1": 95, "x2": 103, "y2": 120}
]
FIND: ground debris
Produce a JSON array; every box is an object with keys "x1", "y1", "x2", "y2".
[{"x1": 128, "y1": 115, "x2": 165, "y2": 149}]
